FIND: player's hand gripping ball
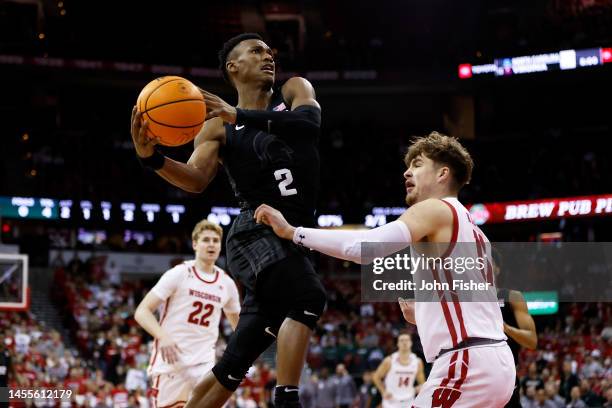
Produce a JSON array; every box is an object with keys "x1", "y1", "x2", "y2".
[{"x1": 136, "y1": 76, "x2": 206, "y2": 146}]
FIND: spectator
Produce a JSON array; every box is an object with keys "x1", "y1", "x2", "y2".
[
  {"x1": 124, "y1": 363, "x2": 146, "y2": 392},
  {"x1": 524, "y1": 387, "x2": 558, "y2": 408},
  {"x1": 105, "y1": 260, "x2": 122, "y2": 286},
  {"x1": 568, "y1": 386, "x2": 588, "y2": 408},
  {"x1": 299, "y1": 374, "x2": 318, "y2": 408},
  {"x1": 580, "y1": 351, "x2": 604, "y2": 379},
  {"x1": 236, "y1": 387, "x2": 257, "y2": 408},
  {"x1": 14, "y1": 324, "x2": 31, "y2": 355},
  {"x1": 579, "y1": 379, "x2": 605, "y2": 407},
  {"x1": 357, "y1": 371, "x2": 380, "y2": 408},
  {"x1": 544, "y1": 382, "x2": 565, "y2": 408},
  {"x1": 334, "y1": 363, "x2": 357, "y2": 408},
  {"x1": 522, "y1": 362, "x2": 544, "y2": 392},
  {"x1": 314, "y1": 368, "x2": 337, "y2": 408},
  {"x1": 604, "y1": 387, "x2": 612, "y2": 408},
  {"x1": 601, "y1": 319, "x2": 612, "y2": 341},
  {"x1": 521, "y1": 386, "x2": 537, "y2": 408},
  {"x1": 560, "y1": 360, "x2": 580, "y2": 401},
  {"x1": 111, "y1": 382, "x2": 129, "y2": 408}
]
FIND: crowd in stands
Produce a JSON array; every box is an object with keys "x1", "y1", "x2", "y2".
[{"x1": 1, "y1": 254, "x2": 611, "y2": 407}]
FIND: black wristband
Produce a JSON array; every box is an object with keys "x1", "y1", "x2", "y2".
[{"x1": 137, "y1": 150, "x2": 165, "y2": 170}]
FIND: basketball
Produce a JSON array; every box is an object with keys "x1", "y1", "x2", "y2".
[{"x1": 136, "y1": 76, "x2": 206, "y2": 147}]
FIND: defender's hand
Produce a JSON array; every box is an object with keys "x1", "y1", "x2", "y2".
[
  {"x1": 254, "y1": 204, "x2": 296, "y2": 240},
  {"x1": 131, "y1": 106, "x2": 160, "y2": 158},
  {"x1": 198, "y1": 88, "x2": 237, "y2": 124},
  {"x1": 158, "y1": 334, "x2": 182, "y2": 365},
  {"x1": 398, "y1": 297, "x2": 416, "y2": 324}
]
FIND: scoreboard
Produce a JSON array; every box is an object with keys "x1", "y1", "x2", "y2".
[
  {"x1": 0, "y1": 196, "x2": 186, "y2": 224},
  {"x1": 458, "y1": 46, "x2": 612, "y2": 79},
  {"x1": 0, "y1": 196, "x2": 343, "y2": 228}
]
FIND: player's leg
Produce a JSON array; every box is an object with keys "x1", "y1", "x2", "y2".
[
  {"x1": 186, "y1": 373, "x2": 232, "y2": 408},
  {"x1": 152, "y1": 373, "x2": 190, "y2": 408},
  {"x1": 382, "y1": 401, "x2": 399, "y2": 408},
  {"x1": 275, "y1": 318, "x2": 311, "y2": 384},
  {"x1": 265, "y1": 255, "x2": 326, "y2": 407},
  {"x1": 185, "y1": 313, "x2": 277, "y2": 408},
  {"x1": 412, "y1": 345, "x2": 515, "y2": 408},
  {"x1": 184, "y1": 362, "x2": 219, "y2": 406},
  {"x1": 503, "y1": 377, "x2": 522, "y2": 408}
]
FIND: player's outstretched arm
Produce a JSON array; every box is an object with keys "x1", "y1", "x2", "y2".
[
  {"x1": 134, "y1": 291, "x2": 182, "y2": 364},
  {"x1": 504, "y1": 290, "x2": 538, "y2": 349},
  {"x1": 254, "y1": 199, "x2": 451, "y2": 264},
  {"x1": 372, "y1": 357, "x2": 392, "y2": 400},
  {"x1": 130, "y1": 107, "x2": 223, "y2": 193}
]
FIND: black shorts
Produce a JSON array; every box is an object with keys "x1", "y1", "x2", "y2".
[
  {"x1": 225, "y1": 209, "x2": 326, "y2": 318},
  {"x1": 226, "y1": 210, "x2": 309, "y2": 297},
  {"x1": 213, "y1": 232, "x2": 327, "y2": 390}
]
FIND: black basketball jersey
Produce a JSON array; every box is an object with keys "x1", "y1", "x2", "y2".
[
  {"x1": 223, "y1": 88, "x2": 320, "y2": 227},
  {"x1": 498, "y1": 288, "x2": 520, "y2": 365}
]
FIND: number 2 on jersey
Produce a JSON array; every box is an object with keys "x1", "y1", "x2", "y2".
[
  {"x1": 274, "y1": 168, "x2": 297, "y2": 196},
  {"x1": 187, "y1": 301, "x2": 214, "y2": 327}
]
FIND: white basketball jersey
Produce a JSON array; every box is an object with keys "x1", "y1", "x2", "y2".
[
  {"x1": 148, "y1": 261, "x2": 240, "y2": 375},
  {"x1": 414, "y1": 197, "x2": 505, "y2": 362},
  {"x1": 384, "y1": 352, "x2": 419, "y2": 401}
]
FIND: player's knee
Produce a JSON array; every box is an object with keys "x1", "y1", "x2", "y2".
[
  {"x1": 288, "y1": 283, "x2": 327, "y2": 330},
  {"x1": 212, "y1": 352, "x2": 252, "y2": 391}
]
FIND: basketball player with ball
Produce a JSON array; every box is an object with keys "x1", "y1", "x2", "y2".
[{"x1": 131, "y1": 33, "x2": 325, "y2": 408}]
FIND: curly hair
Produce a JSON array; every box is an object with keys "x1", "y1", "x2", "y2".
[{"x1": 404, "y1": 131, "x2": 474, "y2": 189}]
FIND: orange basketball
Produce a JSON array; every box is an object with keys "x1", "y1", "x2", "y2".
[{"x1": 136, "y1": 76, "x2": 206, "y2": 147}]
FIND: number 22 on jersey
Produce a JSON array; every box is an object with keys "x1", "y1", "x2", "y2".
[{"x1": 187, "y1": 301, "x2": 214, "y2": 327}]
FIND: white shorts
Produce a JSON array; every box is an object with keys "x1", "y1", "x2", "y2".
[
  {"x1": 151, "y1": 361, "x2": 215, "y2": 408},
  {"x1": 412, "y1": 344, "x2": 515, "y2": 408},
  {"x1": 383, "y1": 397, "x2": 415, "y2": 408}
]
